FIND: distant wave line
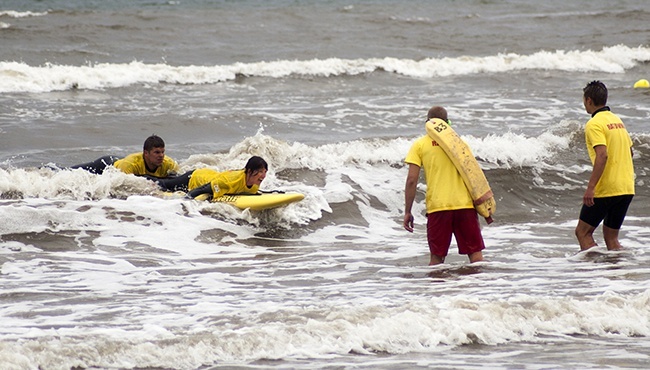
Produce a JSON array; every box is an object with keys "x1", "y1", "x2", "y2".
[
  {"x1": 0, "y1": 45, "x2": 648, "y2": 93},
  {"x1": 0, "y1": 10, "x2": 48, "y2": 18}
]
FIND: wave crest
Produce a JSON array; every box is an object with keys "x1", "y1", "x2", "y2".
[{"x1": 1, "y1": 45, "x2": 648, "y2": 93}]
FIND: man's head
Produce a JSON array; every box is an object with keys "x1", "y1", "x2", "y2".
[
  {"x1": 143, "y1": 135, "x2": 165, "y2": 152},
  {"x1": 244, "y1": 156, "x2": 268, "y2": 187},
  {"x1": 143, "y1": 135, "x2": 166, "y2": 170},
  {"x1": 583, "y1": 80, "x2": 608, "y2": 114},
  {"x1": 427, "y1": 106, "x2": 448, "y2": 122}
]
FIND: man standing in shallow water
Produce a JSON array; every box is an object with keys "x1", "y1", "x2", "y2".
[
  {"x1": 403, "y1": 106, "x2": 485, "y2": 265},
  {"x1": 575, "y1": 81, "x2": 635, "y2": 251}
]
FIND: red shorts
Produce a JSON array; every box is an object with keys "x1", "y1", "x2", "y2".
[{"x1": 426, "y1": 209, "x2": 485, "y2": 257}]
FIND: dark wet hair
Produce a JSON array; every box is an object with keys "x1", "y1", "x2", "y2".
[
  {"x1": 143, "y1": 135, "x2": 165, "y2": 151},
  {"x1": 583, "y1": 80, "x2": 608, "y2": 106},
  {"x1": 244, "y1": 156, "x2": 268, "y2": 174},
  {"x1": 427, "y1": 106, "x2": 448, "y2": 121}
]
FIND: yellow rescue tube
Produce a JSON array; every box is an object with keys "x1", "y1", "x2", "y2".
[{"x1": 425, "y1": 118, "x2": 496, "y2": 223}]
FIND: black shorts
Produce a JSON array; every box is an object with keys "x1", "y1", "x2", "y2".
[{"x1": 579, "y1": 194, "x2": 634, "y2": 229}]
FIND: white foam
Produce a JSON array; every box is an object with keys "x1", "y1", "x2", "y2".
[
  {"x1": 1, "y1": 45, "x2": 648, "y2": 93},
  {"x1": 1, "y1": 291, "x2": 649, "y2": 368},
  {"x1": 0, "y1": 10, "x2": 48, "y2": 18},
  {"x1": 465, "y1": 129, "x2": 572, "y2": 167}
]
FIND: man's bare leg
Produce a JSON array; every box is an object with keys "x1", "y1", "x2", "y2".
[
  {"x1": 575, "y1": 220, "x2": 597, "y2": 251},
  {"x1": 603, "y1": 225, "x2": 622, "y2": 251},
  {"x1": 429, "y1": 254, "x2": 445, "y2": 265},
  {"x1": 468, "y1": 251, "x2": 484, "y2": 263}
]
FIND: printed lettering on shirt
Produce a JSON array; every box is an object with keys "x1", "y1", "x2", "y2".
[
  {"x1": 431, "y1": 140, "x2": 439, "y2": 147},
  {"x1": 607, "y1": 123, "x2": 625, "y2": 130}
]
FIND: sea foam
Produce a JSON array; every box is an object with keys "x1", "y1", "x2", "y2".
[{"x1": 1, "y1": 45, "x2": 648, "y2": 93}]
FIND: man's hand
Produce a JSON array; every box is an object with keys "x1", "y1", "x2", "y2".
[
  {"x1": 583, "y1": 145, "x2": 607, "y2": 207},
  {"x1": 403, "y1": 212, "x2": 414, "y2": 232},
  {"x1": 583, "y1": 187, "x2": 595, "y2": 207}
]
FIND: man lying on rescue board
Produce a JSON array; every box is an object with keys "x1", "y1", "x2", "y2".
[
  {"x1": 70, "y1": 134, "x2": 179, "y2": 179},
  {"x1": 151, "y1": 156, "x2": 268, "y2": 200}
]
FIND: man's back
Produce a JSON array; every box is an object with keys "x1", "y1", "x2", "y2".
[
  {"x1": 113, "y1": 152, "x2": 179, "y2": 178},
  {"x1": 585, "y1": 110, "x2": 634, "y2": 197},
  {"x1": 405, "y1": 135, "x2": 473, "y2": 213}
]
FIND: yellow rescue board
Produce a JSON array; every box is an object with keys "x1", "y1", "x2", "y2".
[
  {"x1": 161, "y1": 191, "x2": 304, "y2": 210},
  {"x1": 212, "y1": 192, "x2": 305, "y2": 211},
  {"x1": 425, "y1": 118, "x2": 496, "y2": 223}
]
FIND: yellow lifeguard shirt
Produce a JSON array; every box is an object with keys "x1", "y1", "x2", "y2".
[
  {"x1": 113, "y1": 152, "x2": 180, "y2": 178},
  {"x1": 188, "y1": 168, "x2": 259, "y2": 199},
  {"x1": 585, "y1": 110, "x2": 635, "y2": 197},
  {"x1": 405, "y1": 135, "x2": 474, "y2": 213}
]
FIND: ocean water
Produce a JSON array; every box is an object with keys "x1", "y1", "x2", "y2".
[{"x1": 1, "y1": 1, "x2": 650, "y2": 369}]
